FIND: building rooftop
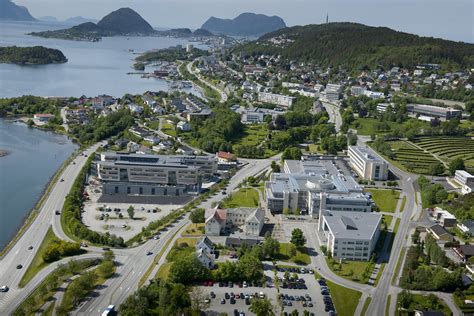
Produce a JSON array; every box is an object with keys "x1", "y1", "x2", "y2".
[
  {"x1": 349, "y1": 146, "x2": 386, "y2": 163},
  {"x1": 99, "y1": 152, "x2": 215, "y2": 168},
  {"x1": 323, "y1": 211, "x2": 382, "y2": 240}
]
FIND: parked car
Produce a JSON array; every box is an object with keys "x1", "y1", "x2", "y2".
[{"x1": 0, "y1": 286, "x2": 8, "y2": 292}]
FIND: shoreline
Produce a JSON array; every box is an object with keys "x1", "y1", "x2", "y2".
[{"x1": 0, "y1": 119, "x2": 80, "y2": 256}]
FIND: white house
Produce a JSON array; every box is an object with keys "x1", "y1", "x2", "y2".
[
  {"x1": 195, "y1": 236, "x2": 215, "y2": 269},
  {"x1": 177, "y1": 121, "x2": 191, "y2": 131},
  {"x1": 205, "y1": 208, "x2": 264, "y2": 237},
  {"x1": 454, "y1": 170, "x2": 474, "y2": 194}
]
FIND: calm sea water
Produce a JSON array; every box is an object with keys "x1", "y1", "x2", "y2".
[
  {"x1": 0, "y1": 21, "x2": 206, "y2": 97},
  {"x1": 0, "y1": 119, "x2": 77, "y2": 249}
]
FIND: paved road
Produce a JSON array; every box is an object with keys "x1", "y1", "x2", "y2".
[
  {"x1": 0, "y1": 142, "x2": 102, "y2": 314},
  {"x1": 321, "y1": 101, "x2": 342, "y2": 131},
  {"x1": 186, "y1": 61, "x2": 228, "y2": 103}
]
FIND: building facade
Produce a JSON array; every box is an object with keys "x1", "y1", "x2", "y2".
[
  {"x1": 265, "y1": 159, "x2": 373, "y2": 217},
  {"x1": 320, "y1": 211, "x2": 382, "y2": 261},
  {"x1": 258, "y1": 92, "x2": 296, "y2": 107},
  {"x1": 455, "y1": 170, "x2": 474, "y2": 194},
  {"x1": 348, "y1": 146, "x2": 389, "y2": 181},
  {"x1": 97, "y1": 152, "x2": 217, "y2": 196},
  {"x1": 205, "y1": 207, "x2": 264, "y2": 237}
]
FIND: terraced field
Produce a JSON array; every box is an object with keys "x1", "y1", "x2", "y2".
[
  {"x1": 389, "y1": 141, "x2": 439, "y2": 174},
  {"x1": 412, "y1": 137, "x2": 474, "y2": 171}
]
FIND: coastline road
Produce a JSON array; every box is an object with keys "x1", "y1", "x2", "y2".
[{"x1": 0, "y1": 142, "x2": 103, "y2": 314}]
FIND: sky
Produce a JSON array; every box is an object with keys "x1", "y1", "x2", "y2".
[{"x1": 15, "y1": 0, "x2": 474, "y2": 43}]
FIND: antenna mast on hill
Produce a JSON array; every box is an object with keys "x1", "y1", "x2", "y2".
[{"x1": 326, "y1": 13, "x2": 329, "y2": 24}]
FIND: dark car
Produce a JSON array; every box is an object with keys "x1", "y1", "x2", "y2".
[
  {"x1": 245, "y1": 298, "x2": 250, "y2": 305},
  {"x1": 230, "y1": 298, "x2": 236, "y2": 304},
  {"x1": 16, "y1": 264, "x2": 22, "y2": 269}
]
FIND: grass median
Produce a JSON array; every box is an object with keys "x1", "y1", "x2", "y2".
[{"x1": 361, "y1": 296, "x2": 372, "y2": 316}]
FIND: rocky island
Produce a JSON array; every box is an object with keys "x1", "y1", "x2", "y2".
[
  {"x1": 29, "y1": 7, "x2": 155, "y2": 42},
  {"x1": 0, "y1": 46, "x2": 67, "y2": 65}
]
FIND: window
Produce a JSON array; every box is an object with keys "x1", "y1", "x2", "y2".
[
  {"x1": 115, "y1": 186, "x2": 119, "y2": 194},
  {"x1": 127, "y1": 187, "x2": 131, "y2": 194},
  {"x1": 139, "y1": 187, "x2": 143, "y2": 195},
  {"x1": 151, "y1": 188, "x2": 155, "y2": 195}
]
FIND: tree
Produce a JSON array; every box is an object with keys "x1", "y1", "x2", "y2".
[
  {"x1": 290, "y1": 228, "x2": 306, "y2": 247},
  {"x1": 282, "y1": 147, "x2": 302, "y2": 160},
  {"x1": 249, "y1": 297, "x2": 275, "y2": 316},
  {"x1": 169, "y1": 255, "x2": 209, "y2": 284},
  {"x1": 169, "y1": 283, "x2": 191, "y2": 313},
  {"x1": 189, "y1": 208, "x2": 205, "y2": 223},
  {"x1": 127, "y1": 205, "x2": 135, "y2": 219},
  {"x1": 189, "y1": 287, "x2": 207, "y2": 312},
  {"x1": 271, "y1": 161, "x2": 281, "y2": 173},
  {"x1": 288, "y1": 243, "x2": 297, "y2": 258},
  {"x1": 238, "y1": 254, "x2": 264, "y2": 281},
  {"x1": 398, "y1": 290, "x2": 413, "y2": 309},
  {"x1": 262, "y1": 234, "x2": 280, "y2": 259},
  {"x1": 448, "y1": 158, "x2": 465, "y2": 176},
  {"x1": 429, "y1": 161, "x2": 445, "y2": 176}
]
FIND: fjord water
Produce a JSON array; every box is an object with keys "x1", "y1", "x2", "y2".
[
  {"x1": 0, "y1": 21, "x2": 206, "y2": 97},
  {"x1": 0, "y1": 120, "x2": 77, "y2": 250}
]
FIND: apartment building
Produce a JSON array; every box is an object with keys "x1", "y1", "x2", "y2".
[
  {"x1": 348, "y1": 146, "x2": 389, "y2": 181},
  {"x1": 97, "y1": 152, "x2": 217, "y2": 196},
  {"x1": 320, "y1": 83, "x2": 342, "y2": 102},
  {"x1": 265, "y1": 159, "x2": 373, "y2": 218},
  {"x1": 320, "y1": 211, "x2": 382, "y2": 261},
  {"x1": 258, "y1": 92, "x2": 296, "y2": 107}
]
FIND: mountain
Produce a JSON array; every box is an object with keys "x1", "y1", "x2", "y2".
[
  {"x1": 235, "y1": 22, "x2": 474, "y2": 70},
  {"x1": 193, "y1": 28, "x2": 214, "y2": 37},
  {"x1": 201, "y1": 13, "x2": 286, "y2": 36},
  {"x1": 29, "y1": 8, "x2": 154, "y2": 41},
  {"x1": 0, "y1": 0, "x2": 36, "y2": 21},
  {"x1": 96, "y1": 7, "x2": 153, "y2": 34},
  {"x1": 63, "y1": 16, "x2": 97, "y2": 25}
]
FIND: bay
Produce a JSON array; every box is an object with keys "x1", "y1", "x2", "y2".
[
  {"x1": 0, "y1": 21, "x2": 206, "y2": 97},
  {"x1": 0, "y1": 119, "x2": 78, "y2": 250}
]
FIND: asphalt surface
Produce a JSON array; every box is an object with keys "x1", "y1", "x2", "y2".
[{"x1": 0, "y1": 142, "x2": 103, "y2": 314}]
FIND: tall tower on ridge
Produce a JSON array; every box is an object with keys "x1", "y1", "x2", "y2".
[{"x1": 326, "y1": 13, "x2": 329, "y2": 24}]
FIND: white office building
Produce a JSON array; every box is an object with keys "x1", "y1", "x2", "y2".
[
  {"x1": 348, "y1": 146, "x2": 389, "y2": 181},
  {"x1": 241, "y1": 110, "x2": 264, "y2": 124},
  {"x1": 97, "y1": 152, "x2": 217, "y2": 196},
  {"x1": 265, "y1": 159, "x2": 373, "y2": 217},
  {"x1": 454, "y1": 170, "x2": 474, "y2": 194},
  {"x1": 320, "y1": 211, "x2": 382, "y2": 261},
  {"x1": 258, "y1": 92, "x2": 296, "y2": 107}
]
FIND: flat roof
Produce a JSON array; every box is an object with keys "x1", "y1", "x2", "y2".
[
  {"x1": 324, "y1": 211, "x2": 382, "y2": 240},
  {"x1": 349, "y1": 146, "x2": 386, "y2": 163}
]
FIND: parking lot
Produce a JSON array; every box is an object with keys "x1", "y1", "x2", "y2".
[{"x1": 198, "y1": 265, "x2": 337, "y2": 315}]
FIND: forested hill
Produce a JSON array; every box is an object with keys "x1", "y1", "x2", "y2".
[
  {"x1": 235, "y1": 22, "x2": 474, "y2": 70},
  {"x1": 0, "y1": 0, "x2": 36, "y2": 21},
  {"x1": 202, "y1": 13, "x2": 286, "y2": 36},
  {"x1": 0, "y1": 46, "x2": 67, "y2": 65}
]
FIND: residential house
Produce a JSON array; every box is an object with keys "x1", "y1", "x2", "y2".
[
  {"x1": 177, "y1": 121, "x2": 191, "y2": 131},
  {"x1": 195, "y1": 236, "x2": 215, "y2": 269},
  {"x1": 458, "y1": 220, "x2": 474, "y2": 236},
  {"x1": 454, "y1": 245, "x2": 474, "y2": 263},
  {"x1": 432, "y1": 207, "x2": 457, "y2": 228},
  {"x1": 205, "y1": 208, "x2": 265, "y2": 237},
  {"x1": 427, "y1": 224, "x2": 454, "y2": 241}
]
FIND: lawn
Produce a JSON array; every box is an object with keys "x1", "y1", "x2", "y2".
[
  {"x1": 277, "y1": 243, "x2": 311, "y2": 265},
  {"x1": 396, "y1": 293, "x2": 451, "y2": 316},
  {"x1": 315, "y1": 272, "x2": 362, "y2": 316},
  {"x1": 361, "y1": 296, "x2": 372, "y2": 316},
  {"x1": 20, "y1": 227, "x2": 61, "y2": 287},
  {"x1": 391, "y1": 247, "x2": 406, "y2": 285},
  {"x1": 326, "y1": 258, "x2": 375, "y2": 284},
  {"x1": 383, "y1": 214, "x2": 393, "y2": 229},
  {"x1": 183, "y1": 223, "x2": 205, "y2": 236},
  {"x1": 155, "y1": 262, "x2": 172, "y2": 280},
  {"x1": 400, "y1": 196, "x2": 407, "y2": 212},
  {"x1": 147, "y1": 120, "x2": 161, "y2": 130},
  {"x1": 352, "y1": 118, "x2": 398, "y2": 135},
  {"x1": 366, "y1": 188, "x2": 401, "y2": 213},
  {"x1": 220, "y1": 188, "x2": 259, "y2": 208},
  {"x1": 233, "y1": 124, "x2": 278, "y2": 158},
  {"x1": 161, "y1": 122, "x2": 177, "y2": 137}
]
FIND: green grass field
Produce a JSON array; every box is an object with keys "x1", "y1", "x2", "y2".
[
  {"x1": 277, "y1": 243, "x2": 311, "y2": 265},
  {"x1": 326, "y1": 258, "x2": 374, "y2": 284},
  {"x1": 314, "y1": 272, "x2": 362, "y2": 316},
  {"x1": 220, "y1": 188, "x2": 259, "y2": 208},
  {"x1": 412, "y1": 136, "x2": 474, "y2": 172},
  {"x1": 233, "y1": 124, "x2": 278, "y2": 158},
  {"x1": 361, "y1": 297, "x2": 372, "y2": 316},
  {"x1": 161, "y1": 122, "x2": 177, "y2": 137},
  {"x1": 20, "y1": 227, "x2": 60, "y2": 287},
  {"x1": 155, "y1": 262, "x2": 173, "y2": 280},
  {"x1": 366, "y1": 189, "x2": 401, "y2": 213},
  {"x1": 352, "y1": 118, "x2": 398, "y2": 135}
]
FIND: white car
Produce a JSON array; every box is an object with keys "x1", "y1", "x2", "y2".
[{"x1": 0, "y1": 285, "x2": 9, "y2": 292}]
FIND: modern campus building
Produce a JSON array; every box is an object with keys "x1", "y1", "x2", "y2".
[
  {"x1": 320, "y1": 83, "x2": 343, "y2": 102},
  {"x1": 97, "y1": 152, "x2": 217, "y2": 196},
  {"x1": 320, "y1": 211, "x2": 382, "y2": 261},
  {"x1": 407, "y1": 103, "x2": 462, "y2": 121},
  {"x1": 454, "y1": 170, "x2": 474, "y2": 194},
  {"x1": 205, "y1": 207, "x2": 265, "y2": 237},
  {"x1": 265, "y1": 159, "x2": 373, "y2": 217},
  {"x1": 258, "y1": 92, "x2": 296, "y2": 107},
  {"x1": 348, "y1": 146, "x2": 389, "y2": 181}
]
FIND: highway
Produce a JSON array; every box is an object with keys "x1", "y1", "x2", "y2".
[
  {"x1": 0, "y1": 142, "x2": 102, "y2": 314},
  {"x1": 186, "y1": 61, "x2": 228, "y2": 103},
  {"x1": 321, "y1": 100, "x2": 342, "y2": 131}
]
